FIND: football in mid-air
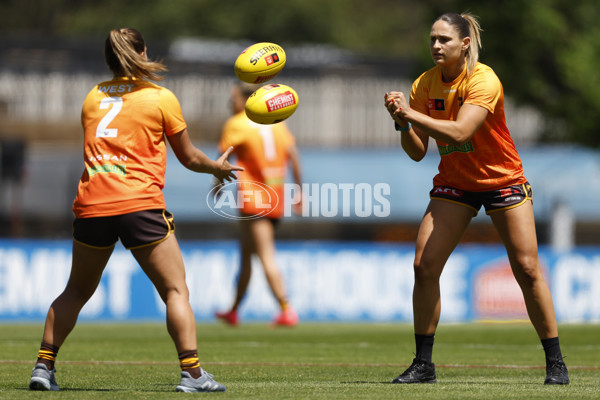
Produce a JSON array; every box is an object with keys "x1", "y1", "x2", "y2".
[
  {"x1": 234, "y1": 42, "x2": 286, "y2": 84},
  {"x1": 245, "y1": 84, "x2": 299, "y2": 124}
]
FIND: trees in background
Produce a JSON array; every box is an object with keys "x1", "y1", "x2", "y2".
[
  {"x1": 431, "y1": 0, "x2": 600, "y2": 146},
  {"x1": 1, "y1": 0, "x2": 599, "y2": 146}
]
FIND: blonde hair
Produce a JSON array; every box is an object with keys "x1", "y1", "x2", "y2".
[
  {"x1": 435, "y1": 12, "x2": 482, "y2": 76},
  {"x1": 104, "y1": 28, "x2": 167, "y2": 81}
]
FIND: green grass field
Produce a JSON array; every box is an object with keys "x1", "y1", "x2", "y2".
[{"x1": 1, "y1": 322, "x2": 599, "y2": 399}]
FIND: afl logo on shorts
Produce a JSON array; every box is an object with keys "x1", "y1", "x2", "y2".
[{"x1": 206, "y1": 180, "x2": 279, "y2": 220}]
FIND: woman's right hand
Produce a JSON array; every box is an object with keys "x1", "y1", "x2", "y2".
[
  {"x1": 385, "y1": 92, "x2": 410, "y2": 127},
  {"x1": 384, "y1": 92, "x2": 397, "y2": 117},
  {"x1": 213, "y1": 146, "x2": 244, "y2": 183}
]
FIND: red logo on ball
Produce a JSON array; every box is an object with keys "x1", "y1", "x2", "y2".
[
  {"x1": 254, "y1": 74, "x2": 278, "y2": 84},
  {"x1": 264, "y1": 53, "x2": 280, "y2": 66},
  {"x1": 266, "y1": 91, "x2": 296, "y2": 112}
]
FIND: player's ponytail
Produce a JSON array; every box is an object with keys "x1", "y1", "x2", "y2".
[
  {"x1": 104, "y1": 28, "x2": 167, "y2": 81},
  {"x1": 461, "y1": 13, "x2": 482, "y2": 77},
  {"x1": 435, "y1": 12, "x2": 482, "y2": 77}
]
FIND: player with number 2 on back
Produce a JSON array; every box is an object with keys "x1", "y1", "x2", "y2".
[{"x1": 28, "y1": 28, "x2": 242, "y2": 393}]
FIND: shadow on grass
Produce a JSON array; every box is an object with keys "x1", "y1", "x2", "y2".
[
  {"x1": 340, "y1": 381, "x2": 399, "y2": 384},
  {"x1": 21, "y1": 383, "x2": 176, "y2": 392}
]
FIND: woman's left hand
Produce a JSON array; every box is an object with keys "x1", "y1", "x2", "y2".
[{"x1": 385, "y1": 91, "x2": 410, "y2": 119}]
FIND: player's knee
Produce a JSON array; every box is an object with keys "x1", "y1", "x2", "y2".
[
  {"x1": 511, "y1": 255, "x2": 542, "y2": 287},
  {"x1": 413, "y1": 259, "x2": 442, "y2": 283},
  {"x1": 157, "y1": 283, "x2": 190, "y2": 303},
  {"x1": 62, "y1": 285, "x2": 96, "y2": 305}
]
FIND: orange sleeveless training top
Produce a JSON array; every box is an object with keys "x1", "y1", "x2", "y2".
[
  {"x1": 410, "y1": 63, "x2": 527, "y2": 191},
  {"x1": 72, "y1": 77, "x2": 187, "y2": 218}
]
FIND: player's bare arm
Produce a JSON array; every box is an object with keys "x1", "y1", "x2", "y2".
[
  {"x1": 167, "y1": 129, "x2": 243, "y2": 182},
  {"x1": 384, "y1": 92, "x2": 429, "y2": 161},
  {"x1": 389, "y1": 91, "x2": 488, "y2": 146}
]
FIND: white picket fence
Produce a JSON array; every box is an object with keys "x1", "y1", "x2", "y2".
[{"x1": 0, "y1": 72, "x2": 541, "y2": 147}]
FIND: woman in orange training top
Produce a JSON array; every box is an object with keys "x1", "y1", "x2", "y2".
[
  {"x1": 215, "y1": 83, "x2": 303, "y2": 327},
  {"x1": 28, "y1": 28, "x2": 241, "y2": 393},
  {"x1": 384, "y1": 13, "x2": 568, "y2": 385}
]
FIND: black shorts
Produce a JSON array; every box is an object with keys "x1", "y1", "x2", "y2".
[
  {"x1": 429, "y1": 182, "x2": 532, "y2": 215},
  {"x1": 73, "y1": 209, "x2": 175, "y2": 250}
]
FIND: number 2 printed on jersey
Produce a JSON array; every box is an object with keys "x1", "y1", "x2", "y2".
[{"x1": 96, "y1": 97, "x2": 123, "y2": 138}]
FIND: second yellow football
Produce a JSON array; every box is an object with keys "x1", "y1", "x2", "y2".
[{"x1": 245, "y1": 84, "x2": 299, "y2": 124}]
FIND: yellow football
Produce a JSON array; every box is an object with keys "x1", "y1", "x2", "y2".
[
  {"x1": 245, "y1": 84, "x2": 299, "y2": 124},
  {"x1": 234, "y1": 42, "x2": 286, "y2": 84}
]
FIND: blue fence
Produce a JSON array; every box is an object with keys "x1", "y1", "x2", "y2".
[
  {"x1": 1, "y1": 239, "x2": 598, "y2": 323},
  {"x1": 12, "y1": 145, "x2": 600, "y2": 230},
  {"x1": 163, "y1": 145, "x2": 600, "y2": 223}
]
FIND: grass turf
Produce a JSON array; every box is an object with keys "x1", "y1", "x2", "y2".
[{"x1": 1, "y1": 322, "x2": 599, "y2": 399}]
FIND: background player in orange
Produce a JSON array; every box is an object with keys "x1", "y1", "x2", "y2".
[
  {"x1": 384, "y1": 13, "x2": 568, "y2": 385},
  {"x1": 215, "y1": 83, "x2": 303, "y2": 327},
  {"x1": 28, "y1": 28, "x2": 242, "y2": 393}
]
